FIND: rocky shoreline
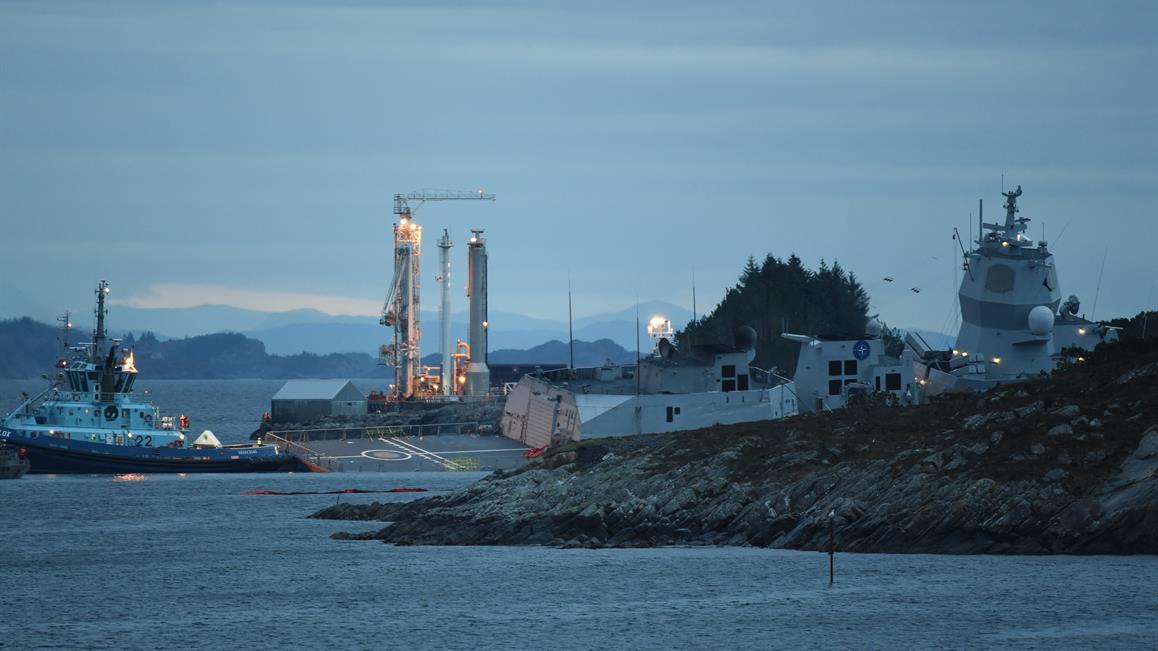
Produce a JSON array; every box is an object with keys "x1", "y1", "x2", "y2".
[{"x1": 312, "y1": 343, "x2": 1158, "y2": 554}]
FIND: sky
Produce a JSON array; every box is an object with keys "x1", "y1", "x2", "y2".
[{"x1": 2, "y1": 0, "x2": 1155, "y2": 333}]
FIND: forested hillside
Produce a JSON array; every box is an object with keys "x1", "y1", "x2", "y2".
[
  {"x1": 0, "y1": 318, "x2": 387, "y2": 379},
  {"x1": 678, "y1": 255, "x2": 870, "y2": 374}
]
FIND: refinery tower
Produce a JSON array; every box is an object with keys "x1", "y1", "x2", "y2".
[{"x1": 379, "y1": 190, "x2": 494, "y2": 400}]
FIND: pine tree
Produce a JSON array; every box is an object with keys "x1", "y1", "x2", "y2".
[{"x1": 677, "y1": 254, "x2": 870, "y2": 375}]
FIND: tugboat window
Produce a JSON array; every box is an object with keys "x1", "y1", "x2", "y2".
[
  {"x1": 737, "y1": 374, "x2": 749, "y2": 391},
  {"x1": 844, "y1": 360, "x2": 858, "y2": 375},
  {"x1": 828, "y1": 360, "x2": 842, "y2": 376},
  {"x1": 828, "y1": 379, "x2": 842, "y2": 396},
  {"x1": 886, "y1": 373, "x2": 902, "y2": 391},
  {"x1": 722, "y1": 379, "x2": 736, "y2": 392},
  {"x1": 721, "y1": 365, "x2": 736, "y2": 378}
]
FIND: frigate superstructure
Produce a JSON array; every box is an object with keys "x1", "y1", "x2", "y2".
[
  {"x1": 783, "y1": 319, "x2": 920, "y2": 412},
  {"x1": 912, "y1": 185, "x2": 1117, "y2": 393},
  {"x1": 500, "y1": 319, "x2": 798, "y2": 449}
]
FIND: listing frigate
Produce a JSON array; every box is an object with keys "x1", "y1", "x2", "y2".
[{"x1": 500, "y1": 318, "x2": 798, "y2": 449}]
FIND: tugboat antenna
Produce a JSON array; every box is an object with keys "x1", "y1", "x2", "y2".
[
  {"x1": 56, "y1": 312, "x2": 72, "y2": 351},
  {"x1": 93, "y1": 280, "x2": 110, "y2": 364}
]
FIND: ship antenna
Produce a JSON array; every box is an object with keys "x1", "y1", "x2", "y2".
[
  {"x1": 93, "y1": 280, "x2": 110, "y2": 363},
  {"x1": 635, "y1": 298, "x2": 641, "y2": 396},
  {"x1": 953, "y1": 227, "x2": 974, "y2": 282},
  {"x1": 57, "y1": 311, "x2": 72, "y2": 351},
  {"x1": 1091, "y1": 247, "x2": 1108, "y2": 320},
  {"x1": 978, "y1": 199, "x2": 983, "y2": 243},
  {"x1": 691, "y1": 267, "x2": 697, "y2": 349},
  {"x1": 567, "y1": 272, "x2": 574, "y2": 370}
]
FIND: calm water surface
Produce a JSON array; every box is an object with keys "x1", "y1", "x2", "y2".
[{"x1": 2, "y1": 472, "x2": 1156, "y2": 650}]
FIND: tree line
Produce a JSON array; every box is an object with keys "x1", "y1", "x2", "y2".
[{"x1": 677, "y1": 254, "x2": 871, "y2": 375}]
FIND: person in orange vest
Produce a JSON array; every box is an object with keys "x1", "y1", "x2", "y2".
[{"x1": 179, "y1": 414, "x2": 190, "y2": 429}]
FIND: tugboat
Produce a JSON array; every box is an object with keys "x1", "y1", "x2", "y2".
[{"x1": 0, "y1": 281, "x2": 302, "y2": 474}]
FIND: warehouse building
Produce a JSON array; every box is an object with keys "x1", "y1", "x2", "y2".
[{"x1": 270, "y1": 379, "x2": 367, "y2": 423}]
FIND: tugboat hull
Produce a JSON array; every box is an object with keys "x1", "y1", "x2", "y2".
[{"x1": 3, "y1": 431, "x2": 302, "y2": 474}]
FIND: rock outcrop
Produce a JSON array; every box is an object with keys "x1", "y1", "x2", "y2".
[{"x1": 313, "y1": 342, "x2": 1158, "y2": 554}]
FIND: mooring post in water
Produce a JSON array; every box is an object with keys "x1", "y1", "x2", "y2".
[{"x1": 828, "y1": 508, "x2": 835, "y2": 586}]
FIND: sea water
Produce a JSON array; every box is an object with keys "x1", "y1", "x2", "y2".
[{"x1": 2, "y1": 381, "x2": 1157, "y2": 649}]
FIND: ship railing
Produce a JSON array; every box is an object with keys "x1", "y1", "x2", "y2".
[
  {"x1": 266, "y1": 421, "x2": 484, "y2": 444},
  {"x1": 262, "y1": 432, "x2": 340, "y2": 472}
]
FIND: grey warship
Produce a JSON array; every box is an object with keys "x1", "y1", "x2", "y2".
[{"x1": 912, "y1": 185, "x2": 1117, "y2": 393}]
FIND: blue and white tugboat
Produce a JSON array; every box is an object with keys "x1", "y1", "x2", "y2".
[{"x1": 0, "y1": 281, "x2": 302, "y2": 474}]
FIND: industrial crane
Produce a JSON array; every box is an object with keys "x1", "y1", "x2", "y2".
[{"x1": 380, "y1": 189, "x2": 495, "y2": 400}]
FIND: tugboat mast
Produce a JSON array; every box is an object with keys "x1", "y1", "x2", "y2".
[{"x1": 93, "y1": 280, "x2": 109, "y2": 364}]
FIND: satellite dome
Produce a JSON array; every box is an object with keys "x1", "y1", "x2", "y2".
[
  {"x1": 1027, "y1": 305, "x2": 1054, "y2": 336},
  {"x1": 734, "y1": 325, "x2": 758, "y2": 351},
  {"x1": 865, "y1": 319, "x2": 883, "y2": 337}
]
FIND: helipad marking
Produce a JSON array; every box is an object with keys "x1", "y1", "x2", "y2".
[
  {"x1": 360, "y1": 449, "x2": 412, "y2": 461},
  {"x1": 386, "y1": 437, "x2": 473, "y2": 471}
]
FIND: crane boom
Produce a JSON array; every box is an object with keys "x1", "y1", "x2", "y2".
[{"x1": 394, "y1": 190, "x2": 495, "y2": 216}]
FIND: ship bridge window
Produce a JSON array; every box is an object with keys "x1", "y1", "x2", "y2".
[
  {"x1": 828, "y1": 360, "x2": 842, "y2": 376},
  {"x1": 844, "y1": 360, "x2": 858, "y2": 375}
]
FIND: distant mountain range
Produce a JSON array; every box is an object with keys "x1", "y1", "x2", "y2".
[
  {"x1": 0, "y1": 318, "x2": 637, "y2": 380},
  {"x1": 422, "y1": 338, "x2": 637, "y2": 368},
  {"x1": 0, "y1": 290, "x2": 693, "y2": 357},
  {"x1": 0, "y1": 318, "x2": 389, "y2": 380}
]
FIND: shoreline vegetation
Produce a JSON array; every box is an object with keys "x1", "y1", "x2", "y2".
[{"x1": 313, "y1": 338, "x2": 1157, "y2": 554}]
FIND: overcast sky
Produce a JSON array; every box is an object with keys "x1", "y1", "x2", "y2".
[{"x1": 2, "y1": 0, "x2": 1155, "y2": 332}]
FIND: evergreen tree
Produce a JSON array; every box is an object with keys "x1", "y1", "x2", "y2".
[{"x1": 677, "y1": 254, "x2": 870, "y2": 375}]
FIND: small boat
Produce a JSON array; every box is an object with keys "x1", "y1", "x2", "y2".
[
  {"x1": 0, "y1": 281, "x2": 302, "y2": 474},
  {"x1": 0, "y1": 444, "x2": 30, "y2": 479}
]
